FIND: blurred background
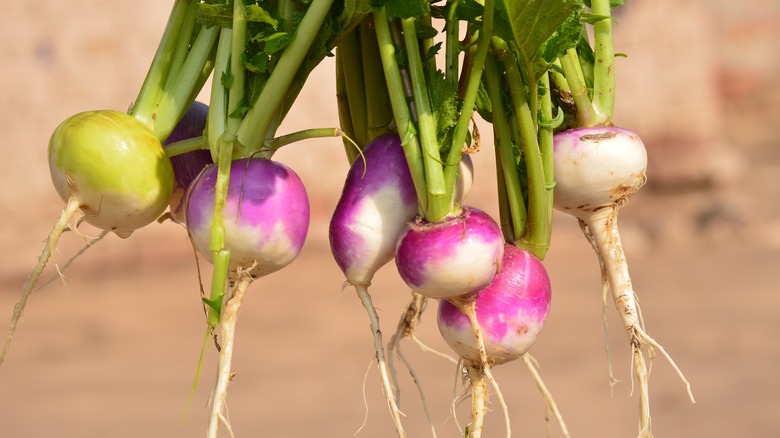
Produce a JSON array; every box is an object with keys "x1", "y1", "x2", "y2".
[{"x1": 1, "y1": 1, "x2": 779, "y2": 437}]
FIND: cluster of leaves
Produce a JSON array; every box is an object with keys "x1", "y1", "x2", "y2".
[{"x1": 197, "y1": 0, "x2": 371, "y2": 119}]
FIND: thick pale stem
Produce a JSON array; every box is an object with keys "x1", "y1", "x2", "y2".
[
  {"x1": 1, "y1": 198, "x2": 82, "y2": 364},
  {"x1": 354, "y1": 283, "x2": 406, "y2": 438},
  {"x1": 207, "y1": 273, "x2": 252, "y2": 438}
]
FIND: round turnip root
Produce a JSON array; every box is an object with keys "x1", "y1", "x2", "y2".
[
  {"x1": 437, "y1": 244, "x2": 551, "y2": 365},
  {"x1": 2, "y1": 109, "x2": 174, "y2": 364},
  {"x1": 395, "y1": 206, "x2": 504, "y2": 300},
  {"x1": 186, "y1": 157, "x2": 309, "y2": 279}
]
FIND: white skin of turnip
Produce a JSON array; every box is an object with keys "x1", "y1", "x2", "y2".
[{"x1": 553, "y1": 126, "x2": 695, "y2": 435}]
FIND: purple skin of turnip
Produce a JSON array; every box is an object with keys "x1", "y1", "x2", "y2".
[
  {"x1": 330, "y1": 134, "x2": 419, "y2": 286},
  {"x1": 553, "y1": 126, "x2": 695, "y2": 417},
  {"x1": 185, "y1": 158, "x2": 310, "y2": 278},
  {"x1": 437, "y1": 244, "x2": 551, "y2": 365},
  {"x1": 163, "y1": 101, "x2": 212, "y2": 223},
  {"x1": 394, "y1": 206, "x2": 504, "y2": 300}
]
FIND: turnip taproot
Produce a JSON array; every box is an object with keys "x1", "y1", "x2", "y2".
[
  {"x1": 552, "y1": 126, "x2": 694, "y2": 433},
  {"x1": 1, "y1": 110, "x2": 174, "y2": 364}
]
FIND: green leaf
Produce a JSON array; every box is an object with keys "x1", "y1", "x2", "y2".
[
  {"x1": 255, "y1": 32, "x2": 292, "y2": 56},
  {"x1": 426, "y1": 69, "x2": 460, "y2": 154},
  {"x1": 246, "y1": 4, "x2": 278, "y2": 27},
  {"x1": 537, "y1": 11, "x2": 582, "y2": 70},
  {"x1": 500, "y1": 0, "x2": 584, "y2": 81}
]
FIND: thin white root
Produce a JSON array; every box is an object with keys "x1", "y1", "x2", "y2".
[
  {"x1": 411, "y1": 334, "x2": 459, "y2": 365},
  {"x1": 632, "y1": 343, "x2": 652, "y2": 438},
  {"x1": 449, "y1": 359, "x2": 468, "y2": 434},
  {"x1": 582, "y1": 210, "x2": 696, "y2": 437},
  {"x1": 388, "y1": 292, "x2": 427, "y2": 402},
  {"x1": 354, "y1": 283, "x2": 407, "y2": 438},
  {"x1": 579, "y1": 219, "x2": 619, "y2": 392},
  {"x1": 395, "y1": 340, "x2": 438, "y2": 438},
  {"x1": 522, "y1": 354, "x2": 571, "y2": 438},
  {"x1": 1, "y1": 199, "x2": 82, "y2": 365},
  {"x1": 354, "y1": 359, "x2": 373, "y2": 436},
  {"x1": 206, "y1": 272, "x2": 252, "y2": 438},
  {"x1": 38, "y1": 229, "x2": 110, "y2": 291},
  {"x1": 635, "y1": 327, "x2": 695, "y2": 404}
]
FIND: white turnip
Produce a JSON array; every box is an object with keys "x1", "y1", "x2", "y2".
[{"x1": 553, "y1": 126, "x2": 695, "y2": 434}]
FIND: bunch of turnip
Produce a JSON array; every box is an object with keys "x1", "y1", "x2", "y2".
[{"x1": 3, "y1": 0, "x2": 698, "y2": 436}]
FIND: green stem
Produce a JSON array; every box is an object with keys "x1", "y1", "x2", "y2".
[
  {"x1": 484, "y1": 55, "x2": 526, "y2": 242},
  {"x1": 153, "y1": 25, "x2": 219, "y2": 142},
  {"x1": 206, "y1": 133, "x2": 235, "y2": 326},
  {"x1": 360, "y1": 18, "x2": 393, "y2": 142},
  {"x1": 445, "y1": 0, "x2": 461, "y2": 85},
  {"x1": 226, "y1": 0, "x2": 247, "y2": 138},
  {"x1": 339, "y1": 28, "x2": 368, "y2": 147},
  {"x1": 537, "y1": 71, "x2": 555, "y2": 255},
  {"x1": 443, "y1": 0, "x2": 493, "y2": 207},
  {"x1": 236, "y1": 0, "x2": 335, "y2": 154},
  {"x1": 130, "y1": 0, "x2": 192, "y2": 130},
  {"x1": 374, "y1": 9, "x2": 427, "y2": 214},
  {"x1": 499, "y1": 43, "x2": 549, "y2": 259},
  {"x1": 590, "y1": 0, "x2": 615, "y2": 123},
  {"x1": 207, "y1": 28, "x2": 232, "y2": 159},
  {"x1": 164, "y1": 136, "x2": 207, "y2": 157},
  {"x1": 401, "y1": 17, "x2": 449, "y2": 222},
  {"x1": 263, "y1": 127, "x2": 346, "y2": 155},
  {"x1": 560, "y1": 49, "x2": 600, "y2": 127},
  {"x1": 164, "y1": 4, "x2": 198, "y2": 91},
  {"x1": 336, "y1": 50, "x2": 358, "y2": 162}
]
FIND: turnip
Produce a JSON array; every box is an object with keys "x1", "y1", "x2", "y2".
[
  {"x1": 552, "y1": 126, "x2": 694, "y2": 431},
  {"x1": 1, "y1": 110, "x2": 174, "y2": 364},
  {"x1": 437, "y1": 244, "x2": 551, "y2": 365},
  {"x1": 436, "y1": 244, "x2": 569, "y2": 437},
  {"x1": 185, "y1": 157, "x2": 309, "y2": 436},
  {"x1": 549, "y1": 1, "x2": 695, "y2": 434},
  {"x1": 163, "y1": 100, "x2": 212, "y2": 224},
  {"x1": 371, "y1": 4, "x2": 511, "y2": 436},
  {"x1": 329, "y1": 133, "x2": 417, "y2": 437},
  {"x1": 186, "y1": 158, "x2": 309, "y2": 279},
  {"x1": 394, "y1": 207, "x2": 504, "y2": 301}
]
